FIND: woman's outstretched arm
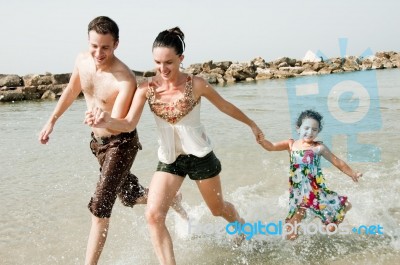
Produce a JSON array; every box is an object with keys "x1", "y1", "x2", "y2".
[{"x1": 85, "y1": 84, "x2": 148, "y2": 132}]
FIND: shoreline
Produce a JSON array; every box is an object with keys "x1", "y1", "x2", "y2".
[{"x1": 0, "y1": 51, "x2": 398, "y2": 103}]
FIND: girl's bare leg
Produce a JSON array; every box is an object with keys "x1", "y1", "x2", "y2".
[{"x1": 285, "y1": 208, "x2": 306, "y2": 240}]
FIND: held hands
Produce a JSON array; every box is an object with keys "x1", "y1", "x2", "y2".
[
  {"x1": 250, "y1": 124, "x2": 264, "y2": 143},
  {"x1": 84, "y1": 107, "x2": 111, "y2": 128}
]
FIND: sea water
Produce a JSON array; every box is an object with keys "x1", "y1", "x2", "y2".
[{"x1": 1, "y1": 69, "x2": 399, "y2": 264}]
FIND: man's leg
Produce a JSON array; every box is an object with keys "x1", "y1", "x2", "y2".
[
  {"x1": 85, "y1": 215, "x2": 110, "y2": 265},
  {"x1": 86, "y1": 133, "x2": 139, "y2": 264},
  {"x1": 169, "y1": 191, "x2": 188, "y2": 220}
]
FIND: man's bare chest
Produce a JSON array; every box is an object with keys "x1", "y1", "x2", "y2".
[{"x1": 80, "y1": 72, "x2": 118, "y2": 104}]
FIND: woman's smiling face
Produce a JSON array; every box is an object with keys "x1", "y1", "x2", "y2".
[{"x1": 152, "y1": 47, "x2": 183, "y2": 80}]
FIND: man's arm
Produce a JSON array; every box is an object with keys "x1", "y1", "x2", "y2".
[
  {"x1": 86, "y1": 84, "x2": 148, "y2": 132},
  {"x1": 38, "y1": 57, "x2": 82, "y2": 144}
]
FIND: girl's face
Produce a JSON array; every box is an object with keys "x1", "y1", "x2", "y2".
[
  {"x1": 297, "y1": 118, "x2": 320, "y2": 143},
  {"x1": 152, "y1": 47, "x2": 183, "y2": 80}
]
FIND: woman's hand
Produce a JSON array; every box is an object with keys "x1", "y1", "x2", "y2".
[
  {"x1": 84, "y1": 110, "x2": 95, "y2": 126},
  {"x1": 250, "y1": 123, "x2": 264, "y2": 143},
  {"x1": 84, "y1": 107, "x2": 111, "y2": 128}
]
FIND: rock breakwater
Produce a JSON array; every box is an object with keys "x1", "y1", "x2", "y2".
[{"x1": 1, "y1": 51, "x2": 398, "y2": 103}]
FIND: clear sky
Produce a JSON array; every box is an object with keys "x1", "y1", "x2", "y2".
[{"x1": 1, "y1": 0, "x2": 399, "y2": 75}]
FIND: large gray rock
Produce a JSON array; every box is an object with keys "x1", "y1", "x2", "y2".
[
  {"x1": 251, "y1": 57, "x2": 268, "y2": 69},
  {"x1": 22, "y1": 86, "x2": 41, "y2": 100},
  {"x1": 278, "y1": 66, "x2": 304, "y2": 75},
  {"x1": 390, "y1": 53, "x2": 400, "y2": 68},
  {"x1": 183, "y1": 64, "x2": 202, "y2": 75},
  {"x1": 300, "y1": 69, "x2": 318, "y2": 76},
  {"x1": 273, "y1": 57, "x2": 296, "y2": 67},
  {"x1": 41, "y1": 90, "x2": 56, "y2": 100},
  {"x1": 273, "y1": 70, "x2": 296, "y2": 79},
  {"x1": 0, "y1": 74, "x2": 23, "y2": 87},
  {"x1": 360, "y1": 59, "x2": 373, "y2": 70},
  {"x1": 37, "y1": 84, "x2": 67, "y2": 95},
  {"x1": 0, "y1": 87, "x2": 25, "y2": 102},
  {"x1": 372, "y1": 58, "x2": 385, "y2": 69},
  {"x1": 201, "y1": 60, "x2": 215, "y2": 73},
  {"x1": 23, "y1": 74, "x2": 52, "y2": 86},
  {"x1": 224, "y1": 62, "x2": 256, "y2": 81},
  {"x1": 197, "y1": 72, "x2": 220, "y2": 84},
  {"x1": 255, "y1": 68, "x2": 274, "y2": 80},
  {"x1": 328, "y1": 62, "x2": 342, "y2": 71},
  {"x1": 312, "y1": 62, "x2": 326, "y2": 71},
  {"x1": 342, "y1": 57, "x2": 360, "y2": 71},
  {"x1": 52, "y1": 73, "x2": 71, "y2": 85},
  {"x1": 383, "y1": 58, "x2": 395, "y2": 69},
  {"x1": 318, "y1": 67, "x2": 332, "y2": 75},
  {"x1": 375, "y1": 51, "x2": 391, "y2": 59},
  {"x1": 213, "y1": 61, "x2": 232, "y2": 71}
]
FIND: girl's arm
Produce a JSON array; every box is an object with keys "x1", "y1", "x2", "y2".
[
  {"x1": 259, "y1": 138, "x2": 291, "y2": 151},
  {"x1": 319, "y1": 144, "x2": 362, "y2": 182},
  {"x1": 85, "y1": 84, "x2": 147, "y2": 132},
  {"x1": 195, "y1": 77, "x2": 262, "y2": 141}
]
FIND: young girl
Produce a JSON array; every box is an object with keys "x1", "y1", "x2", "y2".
[{"x1": 259, "y1": 109, "x2": 362, "y2": 239}]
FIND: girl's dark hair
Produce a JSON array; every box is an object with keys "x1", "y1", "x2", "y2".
[
  {"x1": 296, "y1": 109, "x2": 323, "y2": 131},
  {"x1": 152, "y1": 27, "x2": 185, "y2": 55},
  {"x1": 88, "y1": 16, "x2": 119, "y2": 41}
]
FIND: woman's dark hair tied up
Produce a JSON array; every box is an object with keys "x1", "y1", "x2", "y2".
[{"x1": 153, "y1": 26, "x2": 185, "y2": 55}]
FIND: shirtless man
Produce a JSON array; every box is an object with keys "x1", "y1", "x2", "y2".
[{"x1": 38, "y1": 16, "x2": 186, "y2": 265}]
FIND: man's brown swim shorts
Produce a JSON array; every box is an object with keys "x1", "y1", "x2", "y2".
[{"x1": 88, "y1": 129, "x2": 145, "y2": 218}]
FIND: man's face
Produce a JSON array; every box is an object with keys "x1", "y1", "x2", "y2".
[{"x1": 88, "y1": 30, "x2": 118, "y2": 66}]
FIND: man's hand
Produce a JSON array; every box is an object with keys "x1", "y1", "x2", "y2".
[{"x1": 38, "y1": 123, "x2": 54, "y2": 144}]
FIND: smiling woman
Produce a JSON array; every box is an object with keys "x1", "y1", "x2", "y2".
[{"x1": 83, "y1": 26, "x2": 265, "y2": 265}]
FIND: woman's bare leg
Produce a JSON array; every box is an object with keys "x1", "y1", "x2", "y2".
[
  {"x1": 146, "y1": 172, "x2": 185, "y2": 265},
  {"x1": 196, "y1": 175, "x2": 244, "y2": 222},
  {"x1": 196, "y1": 175, "x2": 245, "y2": 245},
  {"x1": 136, "y1": 187, "x2": 188, "y2": 220}
]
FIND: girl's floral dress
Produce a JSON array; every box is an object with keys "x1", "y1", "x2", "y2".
[{"x1": 287, "y1": 143, "x2": 348, "y2": 224}]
